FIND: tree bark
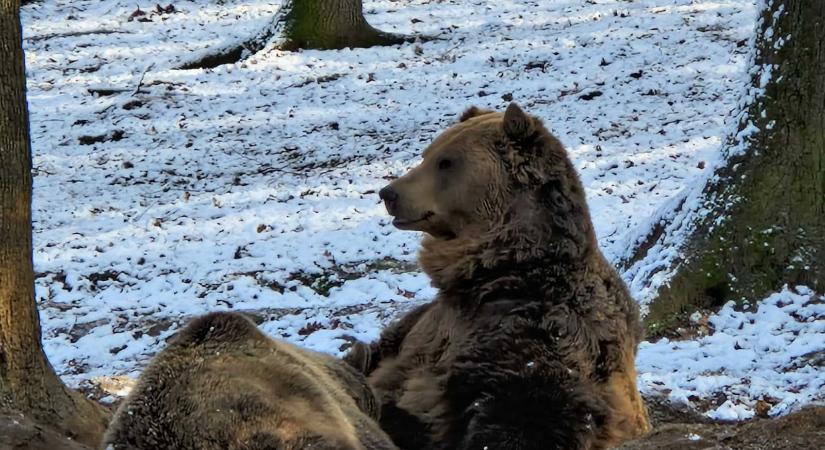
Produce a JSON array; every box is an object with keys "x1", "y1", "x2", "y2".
[
  {"x1": 279, "y1": 0, "x2": 407, "y2": 51},
  {"x1": 0, "y1": 0, "x2": 109, "y2": 446},
  {"x1": 182, "y1": 0, "x2": 413, "y2": 69},
  {"x1": 641, "y1": 0, "x2": 825, "y2": 336}
]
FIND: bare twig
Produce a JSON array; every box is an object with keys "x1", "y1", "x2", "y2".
[{"x1": 133, "y1": 63, "x2": 155, "y2": 96}]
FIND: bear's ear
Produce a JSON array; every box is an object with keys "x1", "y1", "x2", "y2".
[
  {"x1": 503, "y1": 102, "x2": 534, "y2": 140},
  {"x1": 459, "y1": 106, "x2": 495, "y2": 122}
]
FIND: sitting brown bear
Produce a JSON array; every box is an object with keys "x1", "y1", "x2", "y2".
[
  {"x1": 362, "y1": 103, "x2": 650, "y2": 449},
  {"x1": 103, "y1": 312, "x2": 397, "y2": 450}
]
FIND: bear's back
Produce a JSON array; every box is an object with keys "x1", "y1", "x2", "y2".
[{"x1": 103, "y1": 312, "x2": 396, "y2": 450}]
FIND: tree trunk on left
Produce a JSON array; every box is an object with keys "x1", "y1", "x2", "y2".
[{"x1": 0, "y1": 1, "x2": 109, "y2": 447}]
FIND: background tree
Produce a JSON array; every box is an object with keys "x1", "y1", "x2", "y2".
[
  {"x1": 632, "y1": 0, "x2": 824, "y2": 335},
  {"x1": 185, "y1": 0, "x2": 413, "y2": 69},
  {"x1": 0, "y1": 0, "x2": 109, "y2": 447}
]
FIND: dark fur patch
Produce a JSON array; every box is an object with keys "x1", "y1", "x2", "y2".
[{"x1": 452, "y1": 369, "x2": 607, "y2": 450}]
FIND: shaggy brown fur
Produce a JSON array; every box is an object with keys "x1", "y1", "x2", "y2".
[
  {"x1": 368, "y1": 103, "x2": 650, "y2": 449},
  {"x1": 103, "y1": 312, "x2": 397, "y2": 450}
]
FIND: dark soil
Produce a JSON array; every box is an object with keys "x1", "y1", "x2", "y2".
[
  {"x1": 2, "y1": 395, "x2": 822, "y2": 449},
  {"x1": 0, "y1": 412, "x2": 93, "y2": 450},
  {"x1": 620, "y1": 403, "x2": 825, "y2": 450}
]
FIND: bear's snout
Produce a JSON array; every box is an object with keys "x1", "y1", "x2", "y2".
[{"x1": 379, "y1": 185, "x2": 399, "y2": 214}]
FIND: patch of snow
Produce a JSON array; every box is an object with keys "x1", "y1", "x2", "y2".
[
  {"x1": 638, "y1": 286, "x2": 825, "y2": 419},
  {"x1": 708, "y1": 400, "x2": 755, "y2": 421}
]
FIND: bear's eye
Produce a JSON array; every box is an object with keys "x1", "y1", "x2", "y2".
[{"x1": 438, "y1": 159, "x2": 452, "y2": 170}]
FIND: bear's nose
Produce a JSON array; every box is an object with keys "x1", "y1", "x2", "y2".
[{"x1": 379, "y1": 185, "x2": 398, "y2": 203}]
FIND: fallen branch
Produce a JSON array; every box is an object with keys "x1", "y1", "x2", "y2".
[
  {"x1": 87, "y1": 87, "x2": 130, "y2": 96},
  {"x1": 26, "y1": 29, "x2": 128, "y2": 43}
]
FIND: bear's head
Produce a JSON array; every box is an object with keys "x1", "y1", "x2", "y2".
[{"x1": 379, "y1": 103, "x2": 596, "y2": 290}]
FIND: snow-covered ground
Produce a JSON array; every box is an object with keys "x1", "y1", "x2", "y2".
[
  {"x1": 638, "y1": 285, "x2": 824, "y2": 420},
  {"x1": 20, "y1": 0, "x2": 823, "y2": 419}
]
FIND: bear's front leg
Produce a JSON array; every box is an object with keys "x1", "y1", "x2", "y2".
[
  {"x1": 343, "y1": 340, "x2": 374, "y2": 374},
  {"x1": 443, "y1": 363, "x2": 607, "y2": 450},
  {"x1": 436, "y1": 305, "x2": 608, "y2": 450},
  {"x1": 349, "y1": 301, "x2": 435, "y2": 376}
]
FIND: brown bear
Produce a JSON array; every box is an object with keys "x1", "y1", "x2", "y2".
[
  {"x1": 362, "y1": 103, "x2": 650, "y2": 449},
  {"x1": 102, "y1": 312, "x2": 397, "y2": 450}
]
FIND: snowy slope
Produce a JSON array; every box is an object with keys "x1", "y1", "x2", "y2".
[{"x1": 20, "y1": 0, "x2": 822, "y2": 418}]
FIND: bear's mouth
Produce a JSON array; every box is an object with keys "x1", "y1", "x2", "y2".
[{"x1": 392, "y1": 211, "x2": 434, "y2": 229}]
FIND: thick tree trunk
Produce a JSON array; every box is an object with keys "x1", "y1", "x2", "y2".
[
  {"x1": 641, "y1": 0, "x2": 824, "y2": 336},
  {"x1": 0, "y1": 1, "x2": 109, "y2": 447},
  {"x1": 279, "y1": 0, "x2": 406, "y2": 50},
  {"x1": 182, "y1": 0, "x2": 412, "y2": 69}
]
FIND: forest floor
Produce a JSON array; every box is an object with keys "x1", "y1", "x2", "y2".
[{"x1": 20, "y1": 0, "x2": 823, "y2": 429}]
